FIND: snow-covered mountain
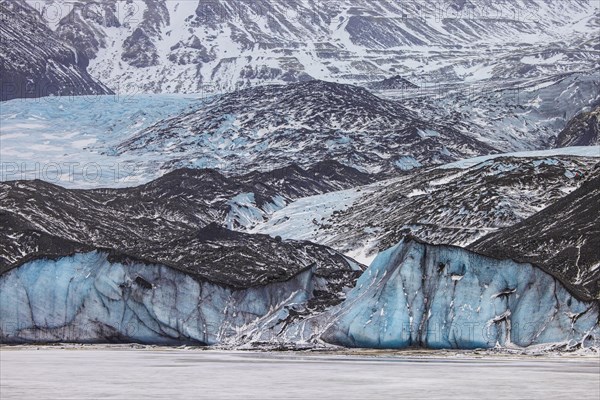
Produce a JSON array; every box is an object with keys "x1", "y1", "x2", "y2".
[
  {"x1": 0, "y1": 0, "x2": 112, "y2": 101},
  {"x1": 25, "y1": 0, "x2": 600, "y2": 94}
]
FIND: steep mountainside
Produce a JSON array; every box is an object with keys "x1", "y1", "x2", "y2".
[
  {"x1": 555, "y1": 104, "x2": 600, "y2": 147},
  {"x1": 471, "y1": 168, "x2": 600, "y2": 301},
  {"x1": 26, "y1": 0, "x2": 599, "y2": 93},
  {"x1": 0, "y1": 0, "x2": 112, "y2": 101},
  {"x1": 117, "y1": 80, "x2": 497, "y2": 174}
]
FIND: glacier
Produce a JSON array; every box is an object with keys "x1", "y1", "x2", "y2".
[
  {"x1": 318, "y1": 240, "x2": 600, "y2": 349},
  {"x1": 0, "y1": 95, "x2": 202, "y2": 188},
  {"x1": 0, "y1": 252, "x2": 314, "y2": 344},
  {"x1": 1, "y1": 241, "x2": 598, "y2": 349}
]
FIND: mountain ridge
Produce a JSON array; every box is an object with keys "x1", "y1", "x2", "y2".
[
  {"x1": 23, "y1": 0, "x2": 599, "y2": 93},
  {"x1": 0, "y1": 0, "x2": 112, "y2": 101},
  {"x1": 116, "y1": 79, "x2": 498, "y2": 174}
]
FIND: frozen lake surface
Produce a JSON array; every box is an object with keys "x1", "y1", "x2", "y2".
[{"x1": 1, "y1": 348, "x2": 599, "y2": 399}]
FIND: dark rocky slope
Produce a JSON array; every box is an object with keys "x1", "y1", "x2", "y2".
[
  {"x1": 555, "y1": 105, "x2": 600, "y2": 147},
  {"x1": 0, "y1": 0, "x2": 112, "y2": 101},
  {"x1": 0, "y1": 164, "x2": 370, "y2": 289},
  {"x1": 261, "y1": 155, "x2": 598, "y2": 258},
  {"x1": 117, "y1": 80, "x2": 497, "y2": 174},
  {"x1": 470, "y1": 168, "x2": 600, "y2": 301}
]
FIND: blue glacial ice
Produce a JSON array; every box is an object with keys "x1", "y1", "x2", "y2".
[
  {"x1": 1, "y1": 241, "x2": 598, "y2": 349},
  {"x1": 0, "y1": 252, "x2": 313, "y2": 344},
  {"x1": 318, "y1": 240, "x2": 599, "y2": 349}
]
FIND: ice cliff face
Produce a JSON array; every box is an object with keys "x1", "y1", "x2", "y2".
[
  {"x1": 2, "y1": 241, "x2": 598, "y2": 349},
  {"x1": 318, "y1": 240, "x2": 599, "y2": 349},
  {"x1": 0, "y1": 252, "x2": 315, "y2": 344}
]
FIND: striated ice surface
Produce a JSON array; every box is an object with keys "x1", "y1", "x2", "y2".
[
  {"x1": 1, "y1": 241, "x2": 598, "y2": 349},
  {"x1": 0, "y1": 95, "x2": 202, "y2": 188},
  {"x1": 318, "y1": 240, "x2": 600, "y2": 349},
  {"x1": 0, "y1": 252, "x2": 313, "y2": 344}
]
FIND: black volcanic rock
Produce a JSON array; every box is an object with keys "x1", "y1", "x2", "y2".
[
  {"x1": 470, "y1": 168, "x2": 600, "y2": 301},
  {"x1": 0, "y1": 0, "x2": 112, "y2": 101},
  {"x1": 0, "y1": 164, "x2": 370, "y2": 287},
  {"x1": 555, "y1": 105, "x2": 600, "y2": 147}
]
